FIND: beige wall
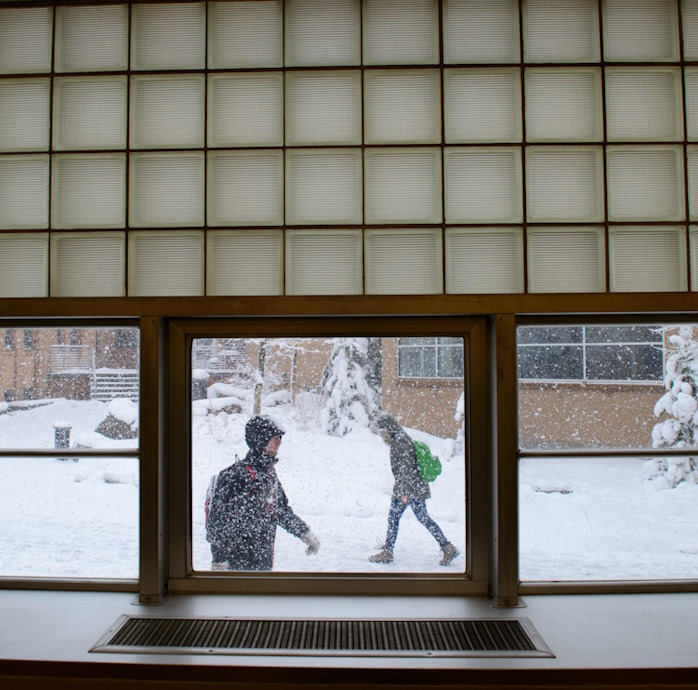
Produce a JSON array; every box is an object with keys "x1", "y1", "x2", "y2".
[{"x1": 519, "y1": 383, "x2": 664, "y2": 449}]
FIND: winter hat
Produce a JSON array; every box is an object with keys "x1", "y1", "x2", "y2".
[{"x1": 245, "y1": 415, "x2": 285, "y2": 452}]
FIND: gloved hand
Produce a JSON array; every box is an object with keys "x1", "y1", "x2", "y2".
[{"x1": 301, "y1": 530, "x2": 320, "y2": 555}]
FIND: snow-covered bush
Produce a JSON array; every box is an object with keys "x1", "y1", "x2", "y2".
[
  {"x1": 321, "y1": 338, "x2": 380, "y2": 437},
  {"x1": 646, "y1": 326, "x2": 698, "y2": 487}
]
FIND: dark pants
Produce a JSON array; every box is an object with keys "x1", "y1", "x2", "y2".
[{"x1": 384, "y1": 497, "x2": 448, "y2": 551}]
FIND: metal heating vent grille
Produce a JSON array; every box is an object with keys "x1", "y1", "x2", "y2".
[{"x1": 91, "y1": 616, "x2": 553, "y2": 658}]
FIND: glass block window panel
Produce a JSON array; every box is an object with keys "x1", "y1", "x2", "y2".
[
  {"x1": 0, "y1": 79, "x2": 50, "y2": 152},
  {"x1": 686, "y1": 146, "x2": 698, "y2": 219},
  {"x1": 445, "y1": 227, "x2": 523, "y2": 294},
  {"x1": 527, "y1": 227, "x2": 605, "y2": 293},
  {"x1": 0, "y1": 155, "x2": 48, "y2": 229},
  {"x1": 285, "y1": 230, "x2": 362, "y2": 295},
  {"x1": 286, "y1": 149, "x2": 362, "y2": 225},
  {"x1": 207, "y1": 230, "x2": 283, "y2": 296},
  {"x1": 130, "y1": 75, "x2": 205, "y2": 149},
  {"x1": 128, "y1": 231, "x2": 204, "y2": 296},
  {"x1": 131, "y1": 3, "x2": 205, "y2": 70},
  {"x1": 685, "y1": 68, "x2": 698, "y2": 141},
  {"x1": 207, "y1": 73, "x2": 283, "y2": 148},
  {"x1": 605, "y1": 68, "x2": 683, "y2": 142},
  {"x1": 207, "y1": 151, "x2": 283, "y2": 226},
  {"x1": 444, "y1": 69, "x2": 522, "y2": 143},
  {"x1": 208, "y1": 1, "x2": 282, "y2": 69},
  {"x1": 286, "y1": 71, "x2": 361, "y2": 146},
  {"x1": 603, "y1": 0, "x2": 679, "y2": 62},
  {"x1": 523, "y1": 0, "x2": 600, "y2": 62},
  {"x1": 365, "y1": 229, "x2": 443, "y2": 294},
  {"x1": 690, "y1": 226, "x2": 698, "y2": 289},
  {"x1": 443, "y1": 0, "x2": 520, "y2": 64},
  {"x1": 53, "y1": 77, "x2": 127, "y2": 151},
  {"x1": 609, "y1": 226, "x2": 686, "y2": 292},
  {"x1": 525, "y1": 68, "x2": 602, "y2": 142},
  {"x1": 55, "y1": 5, "x2": 128, "y2": 72},
  {"x1": 365, "y1": 148, "x2": 443, "y2": 224},
  {"x1": 129, "y1": 153, "x2": 204, "y2": 228},
  {"x1": 607, "y1": 146, "x2": 685, "y2": 222},
  {"x1": 444, "y1": 147, "x2": 523, "y2": 223},
  {"x1": 285, "y1": 0, "x2": 360, "y2": 66},
  {"x1": 51, "y1": 154, "x2": 125, "y2": 229},
  {"x1": 0, "y1": 234, "x2": 48, "y2": 298},
  {"x1": 0, "y1": 7, "x2": 52, "y2": 74},
  {"x1": 363, "y1": 0, "x2": 439, "y2": 65},
  {"x1": 364, "y1": 70, "x2": 441, "y2": 145},
  {"x1": 50, "y1": 233, "x2": 125, "y2": 297},
  {"x1": 683, "y1": 0, "x2": 698, "y2": 59},
  {"x1": 526, "y1": 147, "x2": 604, "y2": 223}
]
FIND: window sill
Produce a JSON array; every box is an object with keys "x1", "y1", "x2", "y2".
[{"x1": 0, "y1": 590, "x2": 696, "y2": 687}]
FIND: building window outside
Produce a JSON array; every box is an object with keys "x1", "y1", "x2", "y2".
[
  {"x1": 517, "y1": 326, "x2": 663, "y2": 383},
  {"x1": 23, "y1": 330, "x2": 34, "y2": 350},
  {"x1": 397, "y1": 337, "x2": 464, "y2": 379},
  {"x1": 114, "y1": 329, "x2": 138, "y2": 348},
  {"x1": 4, "y1": 330, "x2": 15, "y2": 351}
]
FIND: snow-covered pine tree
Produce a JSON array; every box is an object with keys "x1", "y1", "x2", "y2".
[
  {"x1": 321, "y1": 337, "x2": 380, "y2": 437},
  {"x1": 647, "y1": 326, "x2": 698, "y2": 487}
]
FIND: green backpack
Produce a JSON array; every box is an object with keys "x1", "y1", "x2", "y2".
[{"x1": 413, "y1": 440, "x2": 442, "y2": 482}]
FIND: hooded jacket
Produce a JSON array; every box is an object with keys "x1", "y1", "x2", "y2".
[
  {"x1": 376, "y1": 415, "x2": 430, "y2": 501},
  {"x1": 206, "y1": 416, "x2": 309, "y2": 571}
]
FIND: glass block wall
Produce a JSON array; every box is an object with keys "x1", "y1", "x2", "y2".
[{"x1": 2, "y1": 0, "x2": 698, "y2": 297}]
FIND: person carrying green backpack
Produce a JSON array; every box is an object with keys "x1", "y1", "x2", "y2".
[{"x1": 369, "y1": 414, "x2": 458, "y2": 566}]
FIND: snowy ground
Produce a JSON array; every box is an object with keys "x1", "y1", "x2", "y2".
[{"x1": 1, "y1": 399, "x2": 697, "y2": 581}]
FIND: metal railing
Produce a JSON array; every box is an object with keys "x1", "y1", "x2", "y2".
[{"x1": 49, "y1": 345, "x2": 91, "y2": 373}]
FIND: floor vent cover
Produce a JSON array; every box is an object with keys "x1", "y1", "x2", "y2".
[{"x1": 92, "y1": 616, "x2": 553, "y2": 658}]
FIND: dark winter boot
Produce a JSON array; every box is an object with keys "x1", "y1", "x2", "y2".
[
  {"x1": 439, "y1": 542, "x2": 459, "y2": 566},
  {"x1": 369, "y1": 548, "x2": 394, "y2": 564}
]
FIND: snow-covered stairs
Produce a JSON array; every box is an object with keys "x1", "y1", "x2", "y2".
[{"x1": 92, "y1": 370, "x2": 139, "y2": 402}]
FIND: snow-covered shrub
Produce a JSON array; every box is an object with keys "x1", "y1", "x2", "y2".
[
  {"x1": 293, "y1": 390, "x2": 326, "y2": 431},
  {"x1": 647, "y1": 326, "x2": 698, "y2": 488},
  {"x1": 321, "y1": 338, "x2": 380, "y2": 437},
  {"x1": 94, "y1": 399, "x2": 139, "y2": 440}
]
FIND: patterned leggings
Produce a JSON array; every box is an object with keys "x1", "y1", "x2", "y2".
[{"x1": 384, "y1": 497, "x2": 448, "y2": 551}]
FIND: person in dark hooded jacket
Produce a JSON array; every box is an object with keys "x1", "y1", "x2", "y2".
[
  {"x1": 369, "y1": 414, "x2": 458, "y2": 566},
  {"x1": 206, "y1": 415, "x2": 319, "y2": 571}
]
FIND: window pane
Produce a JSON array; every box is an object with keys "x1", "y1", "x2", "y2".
[
  {"x1": 517, "y1": 323, "x2": 697, "y2": 451},
  {"x1": 0, "y1": 7, "x2": 52, "y2": 74},
  {"x1": 444, "y1": 68, "x2": 522, "y2": 143},
  {"x1": 207, "y1": 230, "x2": 283, "y2": 296},
  {"x1": 365, "y1": 149, "x2": 442, "y2": 224},
  {"x1": 285, "y1": 230, "x2": 363, "y2": 295},
  {"x1": 53, "y1": 77, "x2": 127, "y2": 151},
  {"x1": 131, "y1": 2, "x2": 205, "y2": 70},
  {"x1": 523, "y1": 0, "x2": 600, "y2": 62},
  {"x1": 363, "y1": 0, "x2": 439, "y2": 65},
  {"x1": 0, "y1": 326, "x2": 139, "y2": 445},
  {"x1": 364, "y1": 70, "x2": 441, "y2": 145},
  {"x1": 443, "y1": 0, "x2": 520, "y2": 64},
  {"x1": 285, "y1": 149, "x2": 363, "y2": 225},
  {"x1": 520, "y1": 457, "x2": 698, "y2": 581},
  {"x1": 130, "y1": 75, "x2": 205, "y2": 149},
  {"x1": 207, "y1": 73, "x2": 283, "y2": 148},
  {"x1": 286, "y1": 71, "x2": 362, "y2": 146},
  {"x1": 445, "y1": 148, "x2": 523, "y2": 223},
  {"x1": 192, "y1": 336, "x2": 465, "y2": 573},
  {"x1": 437, "y1": 344, "x2": 464, "y2": 378},
  {"x1": 365, "y1": 229, "x2": 443, "y2": 294},
  {"x1": 517, "y1": 326, "x2": 584, "y2": 344},
  {"x1": 0, "y1": 155, "x2": 49, "y2": 229},
  {"x1": 55, "y1": 4, "x2": 128, "y2": 72},
  {"x1": 0, "y1": 78, "x2": 50, "y2": 152},
  {"x1": 445, "y1": 227, "x2": 524, "y2": 294},
  {"x1": 208, "y1": 0, "x2": 282, "y2": 69},
  {"x1": 0, "y1": 457, "x2": 138, "y2": 579},
  {"x1": 517, "y1": 345, "x2": 584, "y2": 380},
  {"x1": 285, "y1": 0, "x2": 360, "y2": 66},
  {"x1": 0, "y1": 234, "x2": 48, "y2": 298}
]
